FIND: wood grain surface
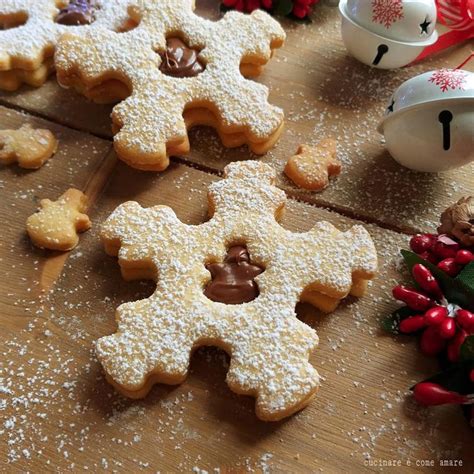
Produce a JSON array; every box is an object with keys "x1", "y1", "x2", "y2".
[{"x1": 0, "y1": 1, "x2": 473, "y2": 472}]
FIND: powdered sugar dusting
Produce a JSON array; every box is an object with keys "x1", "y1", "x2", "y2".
[
  {"x1": 0, "y1": 0, "x2": 131, "y2": 70},
  {"x1": 55, "y1": 0, "x2": 286, "y2": 167},
  {"x1": 97, "y1": 161, "x2": 377, "y2": 420}
]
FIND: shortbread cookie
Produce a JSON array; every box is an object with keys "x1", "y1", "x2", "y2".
[
  {"x1": 0, "y1": 0, "x2": 131, "y2": 91},
  {"x1": 98, "y1": 161, "x2": 378, "y2": 421},
  {"x1": 0, "y1": 123, "x2": 58, "y2": 169},
  {"x1": 284, "y1": 139, "x2": 341, "y2": 191},
  {"x1": 0, "y1": 58, "x2": 55, "y2": 91},
  {"x1": 27, "y1": 188, "x2": 91, "y2": 251},
  {"x1": 55, "y1": 0, "x2": 286, "y2": 171}
]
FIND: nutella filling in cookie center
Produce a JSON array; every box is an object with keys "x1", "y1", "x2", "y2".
[
  {"x1": 204, "y1": 245, "x2": 264, "y2": 305},
  {"x1": 159, "y1": 37, "x2": 205, "y2": 78},
  {"x1": 56, "y1": 0, "x2": 97, "y2": 26}
]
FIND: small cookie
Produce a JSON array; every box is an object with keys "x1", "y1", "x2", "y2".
[
  {"x1": 0, "y1": 124, "x2": 58, "y2": 169},
  {"x1": 55, "y1": 0, "x2": 286, "y2": 171},
  {"x1": 97, "y1": 161, "x2": 378, "y2": 421},
  {"x1": 0, "y1": 0, "x2": 131, "y2": 91},
  {"x1": 27, "y1": 188, "x2": 91, "y2": 251},
  {"x1": 284, "y1": 139, "x2": 341, "y2": 191}
]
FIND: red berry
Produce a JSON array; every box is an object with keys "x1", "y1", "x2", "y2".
[
  {"x1": 447, "y1": 329, "x2": 468, "y2": 362},
  {"x1": 439, "y1": 318, "x2": 456, "y2": 339},
  {"x1": 437, "y1": 258, "x2": 461, "y2": 277},
  {"x1": 455, "y1": 250, "x2": 474, "y2": 266},
  {"x1": 432, "y1": 234, "x2": 460, "y2": 259},
  {"x1": 392, "y1": 285, "x2": 434, "y2": 311},
  {"x1": 413, "y1": 382, "x2": 469, "y2": 406},
  {"x1": 424, "y1": 306, "x2": 448, "y2": 326},
  {"x1": 420, "y1": 326, "x2": 446, "y2": 356},
  {"x1": 399, "y1": 316, "x2": 426, "y2": 334},
  {"x1": 412, "y1": 264, "x2": 442, "y2": 298},
  {"x1": 425, "y1": 251, "x2": 441, "y2": 264},
  {"x1": 456, "y1": 309, "x2": 474, "y2": 331},
  {"x1": 410, "y1": 234, "x2": 435, "y2": 254}
]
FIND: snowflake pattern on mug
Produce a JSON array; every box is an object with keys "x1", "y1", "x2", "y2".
[{"x1": 372, "y1": 0, "x2": 404, "y2": 28}]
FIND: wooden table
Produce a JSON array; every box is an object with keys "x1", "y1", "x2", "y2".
[{"x1": 1, "y1": 2, "x2": 473, "y2": 472}]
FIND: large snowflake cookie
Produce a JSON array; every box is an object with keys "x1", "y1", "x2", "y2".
[
  {"x1": 55, "y1": 0, "x2": 286, "y2": 171},
  {"x1": 0, "y1": 0, "x2": 131, "y2": 91},
  {"x1": 98, "y1": 161, "x2": 378, "y2": 421}
]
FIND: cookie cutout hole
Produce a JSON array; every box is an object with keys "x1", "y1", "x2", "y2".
[
  {"x1": 157, "y1": 36, "x2": 206, "y2": 78},
  {"x1": 0, "y1": 12, "x2": 28, "y2": 30},
  {"x1": 55, "y1": 0, "x2": 99, "y2": 26},
  {"x1": 204, "y1": 245, "x2": 264, "y2": 305}
]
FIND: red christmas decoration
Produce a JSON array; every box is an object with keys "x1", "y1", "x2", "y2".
[
  {"x1": 372, "y1": 0, "x2": 404, "y2": 28},
  {"x1": 413, "y1": 382, "x2": 472, "y2": 406},
  {"x1": 222, "y1": 0, "x2": 273, "y2": 13},
  {"x1": 221, "y1": 0, "x2": 319, "y2": 19},
  {"x1": 384, "y1": 200, "x2": 474, "y2": 426},
  {"x1": 415, "y1": 2, "x2": 474, "y2": 61},
  {"x1": 393, "y1": 263, "x2": 474, "y2": 361},
  {"x1": 428, "y1": 68, "x2": 468, "y2": 92}
]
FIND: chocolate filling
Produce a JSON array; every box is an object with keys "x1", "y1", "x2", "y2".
[
  {"x1": 204, "y1": 246, "x2": 264, "y2": 305},
  {"x1": 56, "y1": 0, "x2": 97, "y2": 26},
  {"x1": 159, "y1": 37, "x2": 205, "y2": 78}
]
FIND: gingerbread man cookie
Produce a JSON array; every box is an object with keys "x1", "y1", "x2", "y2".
[
  {"x1": 285, "y1": 139, "x2": 341, "y2": 191},
  {"x1": 0, "y1": 124, "x2": 58, "y2": 169},
  {"x1": 27, "y1": 188, "x2": 91, "y2": 251},
  {"x1": 98, "y1": 161, "x2": 378, "y2": 421},
  {"x1": 55, "y1": 0, "x2": 286, "y2": 171},
  {"x1": 0, "y1": 0, "x2": 131, "y2": 91}
]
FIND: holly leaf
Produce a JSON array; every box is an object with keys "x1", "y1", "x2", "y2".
[
  {"x1": 460, "y1": 336, "x2": 474, "y2": 362},
  {"x1": 401, "y1": 250, "x2": 474, "y2": 311},
  {"x1": 457, "y1": 261, "x2": 474, "y2": 293},
  {"x1": 380, "y1": 306, "x2": 413, "y2": 334},
  {"x1": 274, "y1": 0, "x2": 294, "y2": 16}
]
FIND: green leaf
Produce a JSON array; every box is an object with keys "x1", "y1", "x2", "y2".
[
  {"x1": 457, "y1": 261, "x2": 474, "y2": 293},
  {"x1": 274, "y1": 0, "x2": 294, "y2": 16},
  {"x1": 400, "y1": 250, "x2": 474, "y2": 311},
  {"x1": 460, "y1": 335, "x2": 474, "y2": 362},
  {"x1": 380, "y1": 306, "x2": 413, "y2": 334}
]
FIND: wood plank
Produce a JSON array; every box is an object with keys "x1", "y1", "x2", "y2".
[
  {"x1": 0, "y1": 106, "x2": 112, "y2": 326},
  {"x1": 1, "y1": 3, "x2": 472, "y2": 235},
  {"x1": 2, "y1": 163, "x2": 472, "y2": 472}
]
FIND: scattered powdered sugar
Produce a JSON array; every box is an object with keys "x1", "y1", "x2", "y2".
[
  {"x1": 55, "y1": 0, "x2": 286, "y2": 166},
  {"x1": 97, "y1": 160, "x2": 377, "y2": 420},
  {"x1": 0, "y1": 170, "x2": 468, "y2": 470},
  {"x1": 1, "y1": 3, "x2": 472, "y2": 470},
  {"x1": 0, "y1": 0, "x2": 131, "y2": 70}
]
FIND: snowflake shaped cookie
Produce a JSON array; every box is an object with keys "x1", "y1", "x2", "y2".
[
  {"x1": 0, "y1": 0, "x2": 131, "y2": 91},
  {"x1": 98, "y1": 161, "x2": 378, "y2": 421},
  {"x1": 55, "y1": 0, "x2": 286, "y2": 171}
]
